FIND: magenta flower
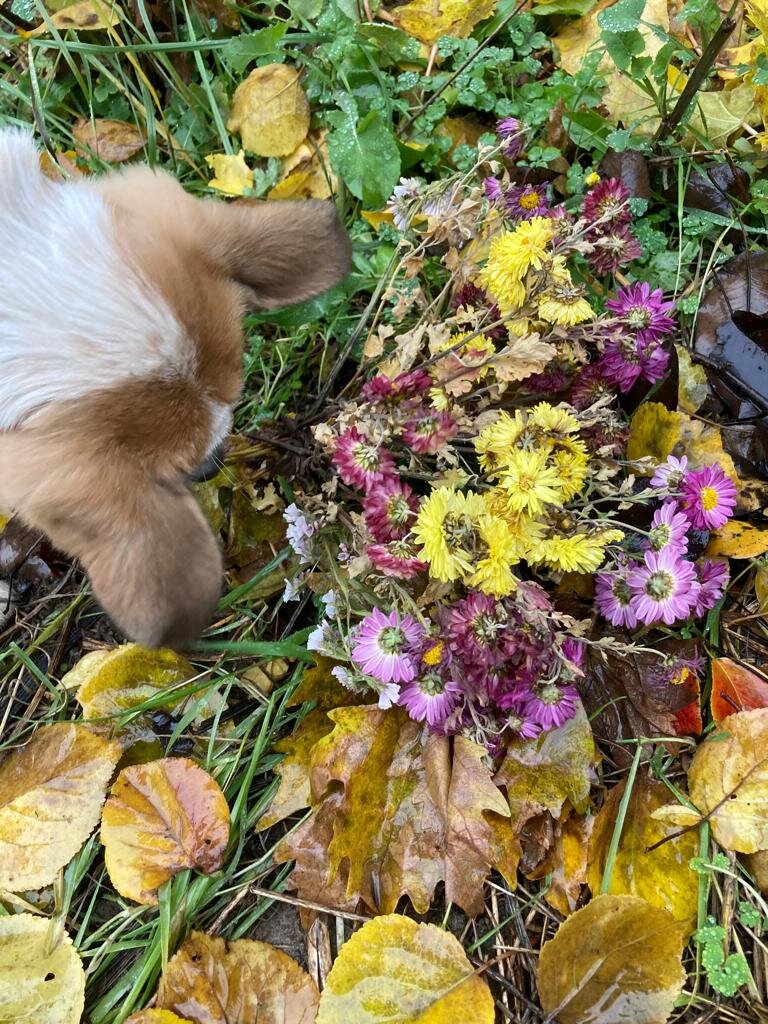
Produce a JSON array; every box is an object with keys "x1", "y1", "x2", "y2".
[
  {"x1": 368, "y1": 540, "x2": 427, "y2": 580},
  {"x1": 524, "y1": 682, "x2": 579, "y2": 729},
  {"x1": 483, "y1": 176, "x2": 504, "y2": 203},
  {"x1": 332, "y1": 427, "x2": 396, "y2": 490},
  {"x1": 363, "y1": 477, "x2": 418, "y2": 542},
  {"x1": 587, "y1": 226, "x2": 642, "y2": 276},
  {"x1": 595, "y1": 559, "x2": 639, "y2": 629},
  {"x1": 692, "y1": 559, "x2": 729, "y2": 617},
  {"x1": 647, "y1": 501, "x2": 689, "y2": 555},
  {"x1": 561, "y1": 638, "x2": 585, "y2": 672},
  {"x1": 569, "y1": 363, "x2": 611, "y2": 410},
  {"x1": 628, "y1": 548, "x2": 700, "y2": 626},
  {"x1": 506, "y1": 708, "x2": 543, "y2": 740},
  {"x1": 362, "y1": 369, "x2": 431, "y2": 405},
  {"x1": 606, "y1": 282, "x2": 676, "y2": 345},
  {"x1": 444, "y1": 592, "x2": 509, "y2": 669},
  {"x1": 398, "y1": 671, "x2": 462, "y2": 728},
  {"x1": 496, "y1": 117, "x2": 524, "y2": 160},
  {"x1": 351, "y1": 608, "x2": 423, "y2": 683},
  {"x1": 651, "y1": 454, "x2": 688, "y2": 491},
  {"x1": 505, "y1": 183, "x2": 549, "y2": 221},
  {"x1": 681, "y1": 464, "x2": 737, "y2": 530},
  {"x1": 581, "y1": 178, "x2": 631, "y2": 227},
  {"x1": 400, "y1": 409, "x2": 458, "y2": 454},
  {"x1": 598, "y1": 335, "x2": 669, "y2": 393}
]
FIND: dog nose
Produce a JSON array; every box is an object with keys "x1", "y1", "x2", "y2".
[{"x1": 188, "y1": 442, "x2": 226, "y2": 483}]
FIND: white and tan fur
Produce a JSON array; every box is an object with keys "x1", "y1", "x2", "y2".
[{"x1": 0, "y1": 129, "x2": 351, "y2": 647}]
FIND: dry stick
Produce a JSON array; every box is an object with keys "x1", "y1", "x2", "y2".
[{"x1": 652, "y1": 0, "x2": 740, "y2": 145}]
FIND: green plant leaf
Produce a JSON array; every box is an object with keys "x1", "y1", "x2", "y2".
[{"x1": 326, "y1": 95, "x2": 401, "y2": 208}]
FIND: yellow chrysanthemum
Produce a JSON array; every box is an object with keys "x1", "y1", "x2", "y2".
[
  {"x1": 506, "y1": 318, "x2": 531, "y2": 337},
  {"x1": 413, "y1": 487, "x2": 486, "y2": 582},
  {"x1": 514, "y1": 514, "x2": 549, "y2": 562},
  {"x1": 548, "y1": 254, "x2": 572, "y2": 283},
  {"x1": 430, "y1": 386, "x2": 450, "y2": 411},
  {"x1": 442, "y1": 332, "x2": 495, "y2": 374},
  {"x1": 504, "y1": 216, "x2": 555, "y2": 275},
  {"x1": 478, "y1": 235, "x2": 528, "y2": 313},
  {"x1": 529, "y1": 402, "x2": 580, "y2": 435},
  {"x1": 537, "y1": 529, "x2": 624, "y2": 574},
  {"x1": 538, "y1": 279, "x2": 595, "y2": 327},
  {"x1": 585, "y1": 171, "x2": 601, "y2": 186},
  {"x1": 468, "y1": 514, "x2": 520, "y2": 597},
  {"x1": 474, "y1": 410, "x2": 526, "y2": 472},
  {"x1": 550, "y1": 447, "x2": 589, "y2": 502},
  {"x1": 497, "y1": 450, "x2": 563, "y2": 516}
]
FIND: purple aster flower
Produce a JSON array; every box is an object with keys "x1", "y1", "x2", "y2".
[
  {"x1": 505, "y1": 183, "x2": 549, "y2": 221},
  {"x1": 691, "y1": 558, "x2": 729, "y2": 617},
  {"x1": 587, "y1": 225, "x2": 643, "y2": 276},
  {"x1": 647, "y1": 501, "x2": 689, "y2": 555},
  {"x1": 681, "y1": 464, "x2": 737, "y2": 530},
  {"x1": 398, "y1": 671, "x2": 462, "y2": 728},
  {"x1": 496, "y1": 117, "x2": 525, "y2": 160},
  {"x1": 368, "y1": 540, "x2": 427, "y2": 580},
  {"x1": 524, "y1": 682, "x2": 579, "y2": 729},
  {"x1": 561, "y1": 638, "x2": 585, "y2": 672},
  {"x1": 595, "y1": 558, "x2": 639, "y2": 629},
  {"x1": 444, "y1": 592, "x2": 509, "y2": 669},
  {"x1": 505, "y1": 707, "x2": 543, "y2": 740},
  {"x1": 628, "y1": 548, "x2": 701, "y2": 626},
  {"x1": 363, "y1": 476, "x2": 419, "y2": 542},
  {"x1": 569, "y1": 363, "x2": 612, "y2": 410},
  {"x1": 581, "y1": 177, "x2": 631, "y2": 227},
  {"x1": 606, "y1": 282, "x2": 676, "y2": 345},
  {"x1": 332, "y1": 427, "x2": 396, "y2": 490},
  {"x1": 351, "y1": 608, "x2": 423, "y2": 683},
  {"x1": 651, "y1": 455, "x2": 688, "y2": 491},
  {"x1": 598, "y1": 335, "x2": 669, "y2": 393},
  {"x1": 400, "y1": 409, "x2": 458, "y2": 454},
  {"x1": 483, "y1": 176, "x2": 504, "y2": 203}
]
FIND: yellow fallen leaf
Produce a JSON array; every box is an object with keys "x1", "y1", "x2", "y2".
[
  {"x1": 72, "y1": 117, "x2": 144, "y2": 162},
  {"x1": 205, "y1": 150, "x2": 253, "y2": 196},
  {"x1": 676, "y1": 344, "x2": 709, "y2": 414},
  {"x1": 707, "y1": 521, "x2": 768, "y2": 559},
  {"x1": 0, "y1": 915, "x2": 85, "y2": 1024},
  {"x1": 125, "y1": 1013, "x2": 190, "y2": 1024},
  {"x1": 227, "y1": 64, "x2": 310, "y2": 157},
  {"x1": 0, "y1": 723, "x2": 120, "y2": 891},
  {"x1": 627, "y1": 401, "x2": 738, "y2": 479},
  {"x1": 361, "y1": 209, "x2": 396, "y2": 230},
  {"x1": 392, "y1": 0, "x2": 496, "y2": 46},
  {"x1": 689, "y1": 84, "x2": 758, "y2": 145},
  {"x1": 316, "y1": 915, "x2": 494, "y2": 1023},
  {"x1": 157, "y1": 931, "x2": 319, "y2": 1023},
  {"x1": 101, "y1": 757, "x2": 230, "y2": 904},
  {"x1": 28, "y1": 0, "x2": 123, "y2": 35},
  {"x1": 269, "y1": 130, "x2": 336, "y2": 200},
  {"x1": 719, "y1": 40, "x2": 759, "y2": 80}
]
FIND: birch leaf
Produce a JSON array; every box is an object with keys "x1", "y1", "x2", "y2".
[{"x1": 0, "y1": 915, "x2": 85, "y2": 1024}]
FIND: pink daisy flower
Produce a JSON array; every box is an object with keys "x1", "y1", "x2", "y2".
[
  {"x1": 628, "y1": 548, "x2": 700, "y2": 626},
  {"x1": 363, "y1": 477, "x2": 419, "y2": 542},
  {"x1": 444, "y1": 592, "x2": 509, "y2": 669},
  {"x1": 505, "y1": 183, "x2": 549, "y2": 221},
  {"x1": 587, "y1": 226, "x2": 642, "y2": 276},
  {"x1": 692, "y1": 559, "x2": 729, "y2": 618},
  {"x1": 595, "y1": 558, "x2": 639, "y2": 629},
  {"x1": 496, "y1": 116, "x2": 524, "y2": 160},
  {"x1": 361, "y1": 370, "x2": 431, "y2": 405},
  {"x1": 368, "y1": 540, "x2": 427, "y2": 579},
  {"x1": 332, "y1": 427, "x2": 396, "y2": 490},
  {"x1": 647, "y1": 501, "x2": 689, "y2": 555},
  {"x1": 581, "y1": 178, "x2": 631, "y2": 227},
  {"x1": 524, "y1": 682, "x2": 579, "y2": 730},
  {"x1": 651, "y1": 455, "x2": 688, "y2": 491},
  {"x1": 400, "y1": 410, "x2": 458, "y2": 454},
  {"x1": 351, "y1": 608, "x2": 423, "y2": 683},
  {"x1": 606, "y1": 282, "x2": 676, "y2": 345},
  {"x1": 398, "y1": 671, "x2": 462, "y2": 728},
  {"x1": 681, "y1": 464, "x2": 737, "y2": 530}
]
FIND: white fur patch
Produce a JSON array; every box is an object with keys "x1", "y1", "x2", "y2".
[{"x1": 0, "y1": 129, "x2": 192, "y2": 430}]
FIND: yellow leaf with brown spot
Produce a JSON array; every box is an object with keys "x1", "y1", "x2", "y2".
[
  {"x1": 205, "y1": 150, "x2": 253, "y2": 196},
  {"x1": 126, "y1": 1013, "x2": 190, "y2": 1024},
  {"x1": 315, "y1": 915, "x2": 494, "y2": 1024},
  {"x1": 685, "y1": 708, "x2": 768, "y2": 853},
  {"x1": 101, "y1": 757, "x2": 230, "y2": 904},
  {"x1": 392, "y1": 0, "x2": 496, "y2": 45},
  {"x1": 227, "y1": 64, "x2": 310, "y2": 157},
  {"x1": 538, "y1": 895, "x2": 686, "y2": 1024},
  {"x1": 28, "y1": 0, "x2": 123, "y2": 34},
  {"x1": 157, "y1": 931, "x2": 318, "y2": 1024},
  {"x1": 627, "y1": 401, "x2": 738, "y2": 479},
  {"x1": 72, "y1": 117, "x2": 144, "y2": 162},
  {"x1": 269, "y1": 131, "x2": 336, "y2": 200},
  {"x1": 0, "y1": 915, "x2": 85, "y2": 1023},
  {"x1": 587, "y1": 774, "x2": 698, "y2": 936},
  {"x1": 707, "y1": 521, "x2": 768, "y2": 558},
  {"x1": 0, "y1": 723, "x2": 120, "y2": 892},
  {"x1": 67, "y1": 643, "x2": 193, "y2": 722}
]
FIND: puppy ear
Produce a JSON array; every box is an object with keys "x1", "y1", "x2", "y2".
[
  {"x1": 80, "y1": 481, "x2": 223, "y2": 649},
  {"x1": 201, "y1": 198, "x2": 352, "y2": 309}
]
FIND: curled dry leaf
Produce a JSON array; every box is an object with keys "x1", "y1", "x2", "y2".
[
  {"x1": 538, "y1": 894, "x2": 686, "y2": 1024},
  {"x1": 685, "y1": 708, "x2": 768, "y2": 854},
  {"x1": 315, "y1": 915, "x2": 494, "y2": 1024},
  {"x1": 101, "y1": 757, "x2": 230, "y2": 904},
  {"x1": 0, "y1": 915, "x2": 85, "y2": 1023},
  {"x1": 72, "y1": 117, "x2": 144, "y2": 163},
  {"x1": 587, "y1": 774, "x2": 698, "y2": 936},
  {"x1": 274, "y1": 706, "x2": 519, "y2": 916},
  {"x1": 710, "y1": 658, "x2": 768, "y2": 724},
  {"x1": 0, "y1": 723, "x2": 120, "y2": 891},
  {"x1": 227, "y1": 64, "x2": 310, "y2": 157},
  {"x1": 676, "y1": 345, "x2": 709, "y2": 415},
  {"x1": 391, "y1": 0, "x2": 496, "y2": 46},
  {"x1": 525, "y1": 809, "x2": 591, "y2": 916},
  {"x1": 156, "y1": 931, "x2": 318, "y2": 1024}
]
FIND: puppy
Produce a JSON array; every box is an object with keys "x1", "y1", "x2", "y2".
[{"x1": 0, "y1": 129, "x2": 351, "y2": 647}]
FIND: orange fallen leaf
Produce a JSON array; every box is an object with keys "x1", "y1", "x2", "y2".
[
  {"x1": 101, "y1": 757, "x2": 230, "y2": 904},
  {"x1": 707, "y1": 521, "x2": 768, "y2": 558},
  {"x1": 711, "y1": 657, "x2": 768, "y2": 724}
]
